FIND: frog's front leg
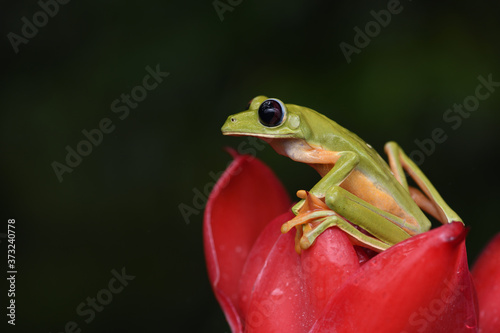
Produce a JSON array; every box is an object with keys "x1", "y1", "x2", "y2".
[{"x1": 292, "y1": 151, "x2": 359, "y2": 215}]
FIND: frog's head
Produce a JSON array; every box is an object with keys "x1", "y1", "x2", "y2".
[{"x1": 221, "y1": 96, "x2": 310, "y2": 139}]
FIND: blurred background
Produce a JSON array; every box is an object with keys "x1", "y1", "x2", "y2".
[{"x1": 1, "y1": 0, "x2": 499, "y2": 331}]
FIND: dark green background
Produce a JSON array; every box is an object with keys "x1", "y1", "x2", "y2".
[{"x1": 2, "y1": 0, "x2": 499, "y2": 332}]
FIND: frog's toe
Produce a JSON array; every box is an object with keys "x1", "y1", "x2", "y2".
[
  {"x1": 284, "y1": 191, "x2": 338, "y2": 252},
  {"x1": 281, "y1": 210, "x2": 334, "y2": 234},
  {"x1": 299, "y1": 217, "x2": 336, "y2": 250}
]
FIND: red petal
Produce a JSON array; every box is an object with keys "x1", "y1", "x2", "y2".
[
  {"x1": 203, "y1": 152, "x2": 291, "y2": 331},
  {"x1": 238, "y1": 211, "x2": 295, "y2": 319},
  {"x1": 472, "y1": 233, "x2": 500, "y2": 333},
  {"x1": 239, "y1": 213, "x2": 360, "y2": 332},
  {"x1": 311, "y1": 222, "x2": 478, "y2": 333}
]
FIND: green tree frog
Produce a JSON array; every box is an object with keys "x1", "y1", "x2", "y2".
[{"x1": 221, "y1": 96, "x2": 463, "y2": 253}]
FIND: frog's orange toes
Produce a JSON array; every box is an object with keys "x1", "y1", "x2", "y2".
[
  {"x1": 281, "y1": 213, "x2": 312, "y2": 233},
  {"x1": 294, "y1": 225, "x2": 304, "y2": 254},
  {"x1": 281, "y1": 210, "x2": 336, "y2": 234},
  {"x1": 283, "y1": 191, "x2": 335, "y2": 234},
  {"x1": 296, "y1": 190, "x2": 308, "y2": 199}
]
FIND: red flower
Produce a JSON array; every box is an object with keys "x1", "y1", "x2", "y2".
[
  {"x1": 472, "y1": 234, "x2": 500, "y2": 333},
  {"x1": 204, "y1": 152, "x2": 479, "y2": 332}
]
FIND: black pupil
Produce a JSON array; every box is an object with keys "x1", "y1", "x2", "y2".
[{"x1": 258, "y1": 100, "x2": 283, "y2": 127}]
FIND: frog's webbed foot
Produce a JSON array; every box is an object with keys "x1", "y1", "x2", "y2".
[
  {"x1": 282, "y1": 191, "x2": 336, "y2": 254},
  {"x1": 283, "y1": 191, "x2": 391, "y2": 254}
]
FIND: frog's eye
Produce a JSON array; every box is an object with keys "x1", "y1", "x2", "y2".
[{"x1": 258, "y1": 99, "x2": 286, "y2": 127}]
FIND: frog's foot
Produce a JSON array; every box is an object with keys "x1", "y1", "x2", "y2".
[
  {"x1": 281, "y1": 191, "x2": 333, "y2": 232},
  {"x1": 283, "y1": 191, "x2": 391, "y2": 254},
  {"x1": 281, "y1": 191, "x2": 336, "y2": 254},
  {"x1": 281, "y1": 210, "x2": 335, "y2": 234}
]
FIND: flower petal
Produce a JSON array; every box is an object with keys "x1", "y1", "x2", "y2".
[
  {"x1": 203, "y1": 152, "x2": 291, "y2": 331},
  {"x1": 238, "y1": 211, "x2": 295, "y2": 319},
  {"x1": 239, "y1": 213, "x2": 360, "y2": 332},
  {"x1": 311, "y1": 222, "x2": 478, "y2": 333},
  {"x1": 472, "y1": 233, "x2": 500, "y2": 333}
]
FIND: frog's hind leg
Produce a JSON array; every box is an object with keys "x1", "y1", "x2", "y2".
[
  {"x1": 384, "y1": 141, "x2": 463, "y2": 224},
  {"x1": 407, "y1": 186, "x2": 442, "y2": 222},
  {"x1": 299, "y1": 187, "x2": 413, "y2": 252},
  {"x1": 300, "y1": 214, "x2": 391, "y2": 253},
  {"x1": 283, "y1": 190, "x2": 393, "y2": 253}
]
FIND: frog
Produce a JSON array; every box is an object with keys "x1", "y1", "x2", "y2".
[{"x1": 221, "y1": 96, "x2": 463, "y2": 253}]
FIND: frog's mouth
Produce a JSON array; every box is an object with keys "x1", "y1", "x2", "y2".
[{"x1": 221, "y1": 131, "x2": 294, "y2": 139}]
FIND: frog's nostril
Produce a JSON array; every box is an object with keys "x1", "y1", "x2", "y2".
[{"x1": 231, "y1": 117, "x2": 236, "y2": 123}]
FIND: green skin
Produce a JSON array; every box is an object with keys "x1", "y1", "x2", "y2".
[{"x1": 221, "y1": 96, "x2": 463, "y2": 252}]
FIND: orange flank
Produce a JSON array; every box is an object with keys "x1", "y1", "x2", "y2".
[{"x1": 338, "y1": 169, "x2": 418, "y2": 234}]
